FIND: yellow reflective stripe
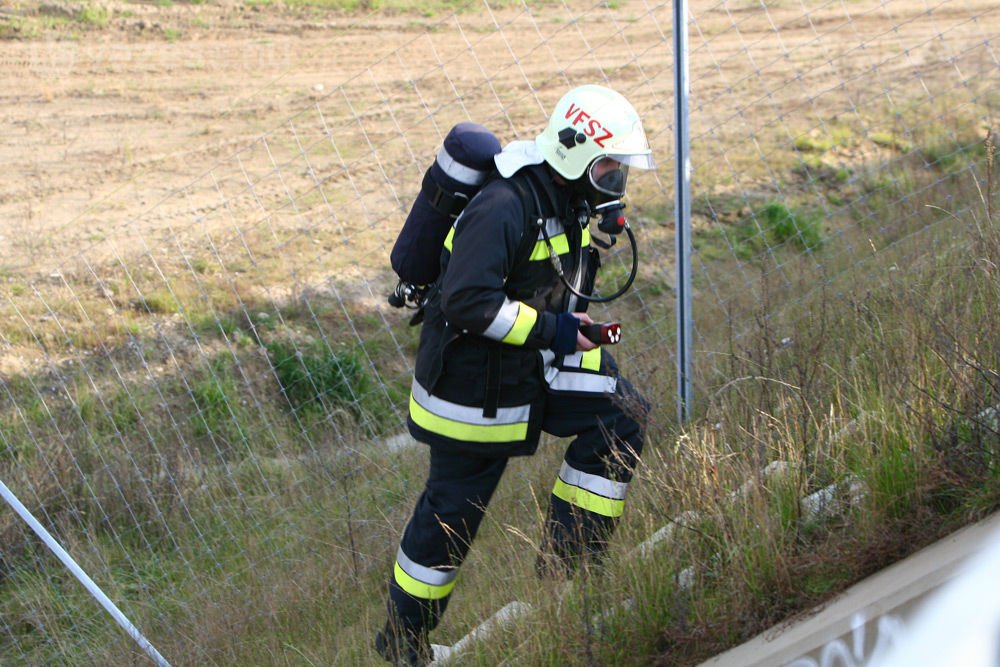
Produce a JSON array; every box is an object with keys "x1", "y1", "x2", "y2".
[
  {"x1": 409, "y1": 394, "x2": 528, "y2": 443},
  {"x1": 443, "y1": 226, "x2": 456, "y2": 252},
  {"x1": 580, "y1": 348, "x2": 601, "y2": 372},
  {"x1": 528, "y1": 229, "x2": 590, "y2": 261},
  {"x1": 500, "y1": 303, "x2": 537, "y2": 345},
  {"x1": 529, "y1": 233, "x2": 569, "y2": 259},
  {"x1": 411, "y1": 381, "x2": 530, "y2": 424},
  {"x1": 552, "y1": 478, "x2": 625, "y2": 518},
  {"x1": 394, "y1": 561, "x2": 456, "y2": 600},
  {"x1": 484, "y1": 299, "x2": 521, "y2": 340},
  {"x1": 528, "y1": 241, "x2": 550, "y2": 261}
]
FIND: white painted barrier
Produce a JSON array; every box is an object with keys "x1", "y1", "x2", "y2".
[
  {"x1": 868, "y1": 517, "x2": 1000, "y2": 667},
  {"x1": 698, "y1": 511, "x2": 1000, "y2": 667},
  {"x1": 430, "y1": 602, "x2": 532, "y2": 665}
]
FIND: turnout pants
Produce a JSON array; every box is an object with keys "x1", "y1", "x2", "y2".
[{"x1": 385, "y1": 377, "x2": 646, "y2": 636}]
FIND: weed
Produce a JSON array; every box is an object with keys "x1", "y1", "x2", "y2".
[
  {"x1": 870, "y1": 131, "x2": 913, "y2": 153},
  {"x1": 0, "y1": 419, "x2": 28, "y2": 464},
  {"x1": 0, "y1": 16, "x2": 41, "y2": 38},
  {"x1": 132, "y1": 291, "x2": 179, "y2": 315},
  {"x1": 76, "y1": 388, "x2": 143, "y2": 441},
  {"x1": 704, "y1": 200, "x2": 824, "y2": 260},
  {"x1": 266, "y1": 338, "x2": 391, "y2": 434},
  {"x1": 189, "y1": 357, "x2": 251, "y2": 458},
  {"x1": 793, "y1": 135, "x2": 833, "y2": 153},
  {"x1": 77, "y1": 5, "x2": 110, "y2": 27},
  {"x1": 759, "y1": 201, "x2": 824, "y2": 251},
  {"x1": 852, "y1": 168, "x2": 917, "y2": 228},
  {"x1": 860, "y1": 427, "x2": 921, "y2": 520},
  {"x1": 922, "y1": 137, "x2": 985, "y2": 172}
]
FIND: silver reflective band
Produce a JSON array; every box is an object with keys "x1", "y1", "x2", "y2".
[
  {"x1": 537, "y1": 217, "x2": 565, "y2": 240},
  {"x1": 559, "y1": 461, "x2": 629, "y2": 500},
  {"x1": 437, "y1": 146, "x2": 490, "y2": 186},
  {"x1": 547, "y1": 371, "x2": 617, "y2": 394},
  {"x1": 483, "y1": 298, "x2": 521, "y2": 341},
  {"x1": 541, "y1": 350, "x2": 559, "y2": 384},
  {"x1": 411, "y1": 379, "x2": 531, "y2": 425},
  {"x1": 397, "y1": 546, "x2": 457, "y2": 586}
]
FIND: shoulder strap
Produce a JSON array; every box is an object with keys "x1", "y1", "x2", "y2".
[{"x1": 505, "y1": 172, "x2": 548, "y2": 276}]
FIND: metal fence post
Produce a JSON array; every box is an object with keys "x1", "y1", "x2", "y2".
[
  {"x1": 0, "y1": 479, "x2": 172, "y2": 667},
  {"x1": 673, "y1": 0, "x2": 693, "y2": 423}
]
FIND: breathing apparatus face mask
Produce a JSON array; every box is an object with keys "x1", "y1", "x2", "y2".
[
  {"x1": 548, "y1": 154, "x2": 646, "y2": 304},
  {"x1": 585, "y1": 157, "x2": 630, "y2": 235},
  {"x1": 556, "y1": 155, "x2": 640, "y2": 304}
]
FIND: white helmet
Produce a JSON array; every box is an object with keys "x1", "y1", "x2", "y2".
[{"x1": 536, "y1": 84, "x2": 655, "y2": 185}]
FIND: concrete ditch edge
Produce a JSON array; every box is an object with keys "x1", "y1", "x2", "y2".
[{"x1": 698, "y1": 510, "x2": 1000, "y2": 667}]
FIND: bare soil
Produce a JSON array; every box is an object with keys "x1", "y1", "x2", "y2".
[{"x1": 3, "y1": 0, "x2": 995, "y2": 278}]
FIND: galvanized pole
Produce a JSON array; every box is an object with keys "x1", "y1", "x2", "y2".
[
  {"x1": 0, "y1": 478, "x2": 172, "y2": 667},
  {"x1": 673, "y1": 0, "x2": 693, "y2": 423}
]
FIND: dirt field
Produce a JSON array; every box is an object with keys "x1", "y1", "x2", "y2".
[
  {"x1": 3, "y1": 0, "x2": 995, "y2": 279},
  {"x1": 3, "y1": 1, "x2": 497, "y2": 274}
]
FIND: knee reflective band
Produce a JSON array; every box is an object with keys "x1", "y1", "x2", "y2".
[
  {"x1": 540, "y1": 349, "x2": 617, "y2": 393},
  {"x1": 394, "y1": 547, "x2": 457, "y2": 601},
  {"x1": 409, "y1": 380, "x2": 530, "y2": 443},
  {"x1": 548, "y1": 369, "x2": 617, "y2": 394},
  {"x1": 552, "y1": 461, "x2": 628, "y2": 518}
]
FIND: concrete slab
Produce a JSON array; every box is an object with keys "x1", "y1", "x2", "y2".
[{"x1": 698, "y1": 511, "x2": 1000, "y2": 667}]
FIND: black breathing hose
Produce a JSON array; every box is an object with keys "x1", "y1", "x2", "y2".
[{"x1": 541, "y1": 222, "x2": 639, "y2": 304}]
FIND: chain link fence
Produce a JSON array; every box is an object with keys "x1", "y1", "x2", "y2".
[{"x1": 1, "y1": 0, "x2": 996, "y2": 663}]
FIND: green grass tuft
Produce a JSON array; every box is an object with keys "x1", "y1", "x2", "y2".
[{"x1": 759, "y1": 200, "x2": 824, "y2": 251}]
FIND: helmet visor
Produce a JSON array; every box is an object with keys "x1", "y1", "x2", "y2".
[
  {"x1": 588, "y1": 157, "x2": 630, "y2": 199},
  {"x1": 608, "y1": 152, "x2": 655, "y2": 171}
]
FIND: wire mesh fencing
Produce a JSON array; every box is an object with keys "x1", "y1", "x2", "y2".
[{"x1": 0, "y1": 0, "x2": 996, "y2": 663}]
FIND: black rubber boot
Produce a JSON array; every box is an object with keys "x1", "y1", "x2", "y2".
[
  {"x1": 374, "y1": 621, "x2": 432, "y2": 667},
  {"x1": 536, "y1": 495, "x2": 618, "y2": 579}
]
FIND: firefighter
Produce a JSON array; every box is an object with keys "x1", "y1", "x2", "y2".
[{"x1": 376, "y1": 84, "x2": 656, "y2": 666}]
